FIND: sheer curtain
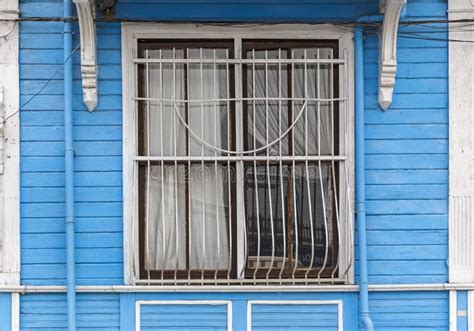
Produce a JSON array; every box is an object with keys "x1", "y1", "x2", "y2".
[
  {"x1": 143, "y1": 45, "x2": 335, "y2": 273},
  {"x1": 145, "y1": 48, "x2": 229, "y2": 271}
]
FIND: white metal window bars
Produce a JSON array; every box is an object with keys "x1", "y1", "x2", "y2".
[{"x1": 132, "y1": 40, "x2": 353, "y2": 285}]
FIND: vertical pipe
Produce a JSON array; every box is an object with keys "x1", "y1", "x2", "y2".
[
  {"x1": 63, "y1": 0, "x2": 76, "y2": 330},
  {"x1": 354, "y1": 27, "x2": 374, "y2": 331}
]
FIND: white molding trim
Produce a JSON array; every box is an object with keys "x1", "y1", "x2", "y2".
[
  {"x1": 135, "y1": 300, "x2": 232, "y2": 331},
  {"x1": 3, "y1": 283, "x2": 474, "y2": 293},
  {"x1": 378, "y1": 0, "x2": 406, "y2": 110},
  {"x1": 11, "y1": 292, "x2": 19, "y2": 331},
  {"x1": 247, "y1": 300, "x2": 343, "y2": 331},
  {"x1": 0, "y1": 0, "x2": 20, "y2": 286},
  {"x1": 448, "y1": 0, "x2": 474, "y2": 284},
  {"x1": 73, "y1": 0, "x2": 98, "y2": 112},
  {"x1": 450, "y1": 290, "x2": 457, "y2": 331},
  {"x1": 121, "y1": 23, "x2": 355, "y2": 286}
]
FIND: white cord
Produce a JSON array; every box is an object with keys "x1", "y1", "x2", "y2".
[{"x1": 171, "y1": 98, "x2": 309, "y2": 155}]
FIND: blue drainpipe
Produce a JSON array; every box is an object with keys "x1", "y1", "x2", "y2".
[
  {"x1": 64, "y1": 0, "x2": 76, "y2": 329},
  {"x1": 354, "y1": 10, "x2": 406, "y2": 329},
  {"x1": 354, "y1": 26, "x2": 374, "y2": 331}
]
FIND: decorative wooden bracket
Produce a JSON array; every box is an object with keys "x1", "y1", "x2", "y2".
[
  {"x1": 378, "y1": 0, "x2": 406, "y2": 110},
  {"x1": 73, "y1": 0, "x2": 98, "y2": 112}
]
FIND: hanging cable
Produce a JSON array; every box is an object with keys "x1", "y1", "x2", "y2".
[{"x1": 2, "y1": 43, "x2": 80, "y2": 124}]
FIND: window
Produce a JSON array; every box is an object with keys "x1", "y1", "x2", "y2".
[{"x1": 123, "y1": 25, "x2": 354, "y2": 285}]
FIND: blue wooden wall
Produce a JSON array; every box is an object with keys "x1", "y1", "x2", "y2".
[
  {"x1": 17, "y1": 0, "x2": 449, "y2": 329},
  {"x1": 367, "y1": 291, "x2": 449, "y2": 330},
  {"x1": 140, "y1": 303, "x2": 229, "y2": 330},
  {"x1": 250, "y1": 303, "x2": 339, "y2": 330},
  {"x1": 20, "y1": 293, "x2": 120, "y2": 330},
  {"x1": 0, "y1": 294, "x2": 13, "y2": 331},
  {"x1": 20, "y1": 16, "x2": 123, "y2": 286}
]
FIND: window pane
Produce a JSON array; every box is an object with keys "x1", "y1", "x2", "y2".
[
  {"x1": 245, "y1": 165, "x2": 290, "y2": 271},
  {"x1": 293, "y1": 163, "x2": 335, "y2": 270},
  {"x1": 143, "y1": 164, "x2": 187, "y2": 271},
  {"x1": 245, "y1": 163, "x2": 336, "y2": 275},
  {"x1": 138, "y1": 42, "x2": 234, "y2": 280},
  {"x1": 245, "y1": 49, "x2": 289, "y2": 155},
  {"x1": 292, "y1": 47, "x2": 334, "y2": 156},
  {"x1": 141, "y1": 49, "x2": 187, "y2": 157},
  {"x1": 187, "y1": 48, "x2": 230, "y2": 156},
  {"x1": 189, "y1": 164, "x2": 230, "y2": 270},
  {"x1": 242, "y1": 42, "x2": 339, "y2": 278}
]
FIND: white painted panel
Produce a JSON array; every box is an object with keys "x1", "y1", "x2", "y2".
[
  {"x1": 0, "y1": 0, "x2": 20, "y2": 286},
  {"x1": 448, "y1": 0, "x2": 474, "y2": 284}
]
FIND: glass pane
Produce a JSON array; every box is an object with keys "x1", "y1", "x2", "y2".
[
  {"x1": 245, "y1": 49, "x2": 289, "y2": 156},
  {"x1": 140, "y1": 47, "x2": 231, "y2": 157},
  {"x1": 189, "y1": 164, "x2": 230, "y2": 270},
  {"x1": 293, "y1": 163, "x2": 335, "y2": 269},
  {"x1": 292, "y1": 47, "x2": 334, "y2": 156},
  {"x1": 139, "y1": 43, "x2": 234, "y2": 279},
  {"x1": 143, "y1": 163, "x2": 232, "y2": 272},
  {"x1": 187, "y1": 48, "x2": 230, "y2": 156},
  {"x1": 245, "y1": 164, "x2": 290, "y2": 271},
  {"x1": 141, "y1": 49, "x2": 186, "y2": 157},
  {"x1": 245, "y1": 163, "x2": 336, "y2": 275},
  {"x1": 143, "y1": 164, "x2": 187, "y2": 271}
]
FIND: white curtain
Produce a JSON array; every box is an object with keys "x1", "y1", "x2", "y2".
[
  {"x1": 247, "y1": 48, "x2": 333, "y2": 156},
  {"x1": 145, "y1": 48, "x2": 229, "y2": 271},
  {"x1": 144, "y1": 46, "x2": 336, "y2": 272}
]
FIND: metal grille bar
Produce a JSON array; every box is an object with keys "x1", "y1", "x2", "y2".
[
  {"x1": 135, "y1": 41, "x2": 352, "y2": 285},
  {"x1": 134, "y1": 58, "x2": 346, "y2": 65}
]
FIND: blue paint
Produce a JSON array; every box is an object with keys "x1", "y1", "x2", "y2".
[
  {"x1": 369, "y1": 291, "x2": 449, "y2": 330},
  {"x1": 17, "y1": 0, "x2": 452, "y2": 328},
  {"x1": 141, "y1": 303, "x2": 229, "y2": 329},
  {"x1": 119, "y1": 293, "x2": 136, "y2": 330},
  {"x1": 63, "y1": 0, "x2": 76, "y2": 329},
  {"x1": 0, "y1": 294, "x2": 12, "y2": 331},
  {"x1": 457, "y1": 290, "x2": 468, "y2": 331},
  {"x1": 232, "y1": 300, "x2": 247, "y2": 331},
  {"x1": 18, "y1": 2, "x2": 450, "y2": 284},
  {"x1": 20, "y1": 293, "x2": 120, "y2": 330},
  {"x1": 354, "y1": 26, "x2": 374, "y2": 331},
  {"x1": 251, "y1": 303, "x2": 338, "y2": 330}
]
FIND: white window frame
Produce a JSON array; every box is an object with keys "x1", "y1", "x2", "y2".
[
  {"x1": 121, "y1": 23, "x2": 355, "y2": 286},
  {"x1": 0, "y1": 0, "x2": 20, "y2": 286}
]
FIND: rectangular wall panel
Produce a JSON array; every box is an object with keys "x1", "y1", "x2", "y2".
[
  {"x1": 137, "y1": 300, "x2": 232, "y2": 331},
  {"x1": 248, "y1": 300, "x2": 342, "y2": 331}
]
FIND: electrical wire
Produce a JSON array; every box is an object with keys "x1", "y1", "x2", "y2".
[
  {"x1": 2, "y1": 15, "x2": 474, "y2": 126},
  {"x1": 2, "y1": 43, "x2": 80, "y2": 124},
  {"x1": 1, "y1": 16, "x2": 474, "y2": 25}
]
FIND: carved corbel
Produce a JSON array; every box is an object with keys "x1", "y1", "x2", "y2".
[
  {"x1": 378, "y1": 0, "x2": 406, "y2": 110},
  {"x1": 73, "y1": 0, "x2": 98, "y2": 112}
]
